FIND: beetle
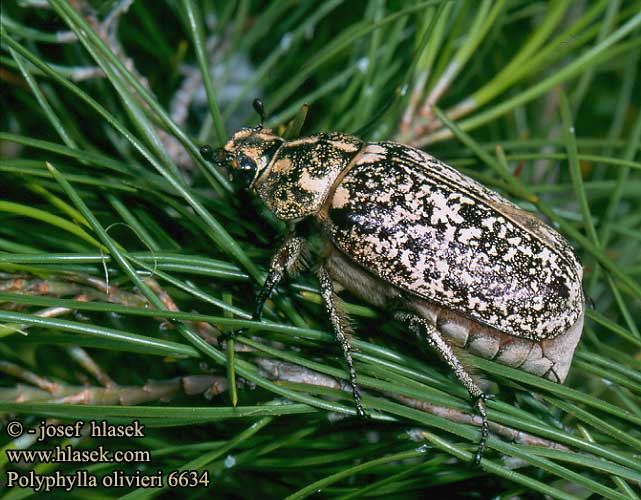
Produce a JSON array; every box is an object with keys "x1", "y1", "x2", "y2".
[{"x1": 200, "y1": 100, "x2": 585, "y2": 463}]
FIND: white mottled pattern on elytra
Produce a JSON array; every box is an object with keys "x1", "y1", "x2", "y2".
[
  {"x1": 326, "y1": 234, "x2": 583, "y2": 382},
  {"x1": 328, "y1": 142, "x2": 584, "y2": 340},
  {"x1": 394, "y1": 142, "x2": 520, "y2": 208},
  {"x1": 332, "y1": 184, "x2": 351, "y2": 210},
  {"x1": 359, "y1": 151, "x2": 386, "y2": 165}
]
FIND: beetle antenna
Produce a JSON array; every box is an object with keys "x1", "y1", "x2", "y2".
[
  {"x1": 352, "y1": 88, "x2": 399, "y2": 138},
  {"x1": 253, "y1": 98, "x2": 265, "y2": 130}
]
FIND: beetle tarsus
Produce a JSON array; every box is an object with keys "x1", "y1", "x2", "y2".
[
  {"x1": 319, "y1": 266, "x2": 368, "y2": 419},
  {"x1": 254, "y1": 271, "x2": 281, "y2": 322},
  {"x1": 473, "y1": 393, "x2": 492, "y2": 465},
  {"x1": 355, "y1": 395, "x2": 368, "y2": 419},
  {"x1": 220, "y1": 328, "x2": 245, "y2": 342}
]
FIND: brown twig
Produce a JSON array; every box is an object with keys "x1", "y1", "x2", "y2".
[
  {"x1": 0, "y1": 375, "x2": 229, "y2": 406},
  {"x1": 255, "y1": 358, "x2": 569, "y2": 452}
]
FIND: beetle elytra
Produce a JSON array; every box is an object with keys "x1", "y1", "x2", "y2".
[{"x1": 200, "y1": 102, "x2": 585, "y2": 463}]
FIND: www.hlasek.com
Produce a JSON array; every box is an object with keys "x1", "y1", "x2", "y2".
[{"x1": 3, "y1": 419, "x2": 210, "y2": 492}]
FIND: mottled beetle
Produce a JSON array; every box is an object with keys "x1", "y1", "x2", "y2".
[{"x1": 200, "y1": 101, "x2": 585, "y2": 463}]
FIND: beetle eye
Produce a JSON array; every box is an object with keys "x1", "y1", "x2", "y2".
[{"x1": 231, "y1": 157, "x2": 257, "y2": 188}]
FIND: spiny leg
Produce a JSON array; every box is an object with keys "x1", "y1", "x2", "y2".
[
  {"x1": 253, "y1": 235, "x2": 306, "y2": 322},
  {"x1": 225, "y1": 236, "x2": 306, "y2": 342},
  {"x1": 395, "y1": 311, "x2": 491, "y2": 464},
  {"x1": 318, "y1": 266, "x2": 367, "y2": 418}
]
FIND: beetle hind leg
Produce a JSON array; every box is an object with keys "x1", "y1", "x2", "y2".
[
  {"x1": 318, "y1": 266, "x2": 367, "y2": 418},
  {"x1": 395, "y1": 311, "x2": 491, "y2": 464}
]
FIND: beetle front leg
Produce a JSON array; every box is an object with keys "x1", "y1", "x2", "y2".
[
  {"x1": 224, "y1": 236, "x2": 306, "y2": 342},
  {"x1": 395, "y1": 311, "x2": 491, "y2": 464},
  {"x1": 253, "y1": 236, "x2": 307, "y2": 322},
  {"x1": 318, "y1": 266, "x2": 367, "y2": 418}
]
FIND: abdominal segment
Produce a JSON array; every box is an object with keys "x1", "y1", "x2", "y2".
[{"x1": 408, "y1": 300, "x2": 584, "y2": 383}]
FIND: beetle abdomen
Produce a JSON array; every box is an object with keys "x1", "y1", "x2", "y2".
[
  {"x1": 325, "y1": 142, "x2": 584, "y2": 341},
  {"x1": 410, "y1": 299, "x2": 584, "y2": 383}
]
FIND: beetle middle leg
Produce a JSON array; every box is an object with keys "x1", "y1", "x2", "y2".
[
  {"x1": 318, "y1": 266, "x2": 367, "y2": 418},
  {"x1": 395, "y1": 311, "x2": 491, "y2": 464}
]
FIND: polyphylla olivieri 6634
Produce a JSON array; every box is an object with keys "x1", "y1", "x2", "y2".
[{"x1": 200, "y1": 100, "x2": 585, "y2": 463}]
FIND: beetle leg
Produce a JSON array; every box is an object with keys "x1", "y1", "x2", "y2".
[
  {"x1": 254, "y1": 236, "x2": 307, "y2": 322},
  {"x1": 395, "y1": 311, "x2": 491, "y2": 464},
  {"x1": 318, "y1": 266, "x2": 367, "y2": 418},
  {"x1": 222, "y1": 236, "x2": 306, "y2": 343}
]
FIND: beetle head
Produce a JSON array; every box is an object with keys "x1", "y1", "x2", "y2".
[{"x1": 203, "y1": 128, "x2": 283, "y2": 190}]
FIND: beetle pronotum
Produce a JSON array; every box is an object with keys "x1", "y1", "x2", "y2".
[{"x1": 200, "y1": 100, "x2": 585, "y2": 463}]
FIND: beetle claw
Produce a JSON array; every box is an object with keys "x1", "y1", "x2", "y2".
[
  {"x1": 351, "y1": 387, "x2": 369, "y2": 420},
  {"x1": 356, "y1": 405, "x2": 370, "y2": 420},
  {"x1": 221, "y1": 328, "x2": 246, "y2": 343}
]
